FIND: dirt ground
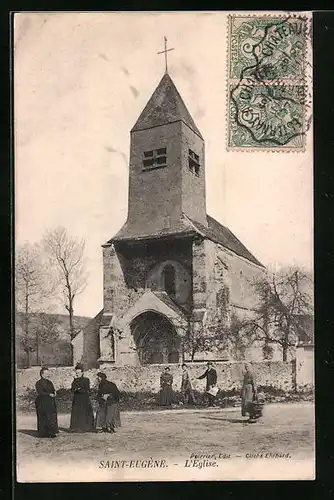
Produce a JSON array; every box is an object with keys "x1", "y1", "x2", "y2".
[{"x1": 16, "y1": 402, "x2": 315, "y2": 482}]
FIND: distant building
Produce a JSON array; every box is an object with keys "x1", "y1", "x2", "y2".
[
  {"x1": 296, "y1": 314, "x2": 314, "y2": 346},
  {"x1": 16, "y1": 312, "x2": 91, "y2": 368},
  {"x1": 75, "y1": 67, "x2": 268, "y2": 369}
]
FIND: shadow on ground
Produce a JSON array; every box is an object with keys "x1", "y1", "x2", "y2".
[
  {"x1": 18, "y1": 426, "x2": 76, "y2": 437},
  {"x1": 199, "y1": 416, "x2": 247, "y2": 423},
  {"x1": 18, "y1": 429, "x2": 40, "y2": 437}
]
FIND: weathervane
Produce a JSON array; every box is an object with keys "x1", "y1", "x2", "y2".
[{"x1": 157, "y1": 36, "x2": 175, "y2": 73}]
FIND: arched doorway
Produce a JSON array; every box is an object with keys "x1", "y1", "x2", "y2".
[{"x1": 130, "y1": 311, "x2": 181, "y2": 365}]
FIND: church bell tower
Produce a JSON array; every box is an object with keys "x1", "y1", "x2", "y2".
[{"x1": 115, "y1": 65, "x2": 207, "y2": 240}]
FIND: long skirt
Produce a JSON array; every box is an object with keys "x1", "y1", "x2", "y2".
[
  {"x1": 96, "y1": 402, "x2": 121, "y2": 431},
  {"x1": 70, "y1": 393, "x2": 95, "y2": 432},
  {"x1": 241, "y1": 383, "x2": 255, "y2": 417},
  {"x1": 160, "y1": 386, "x2": 174, "y2": 406},
  {"x1": 182, "y1": 388, "x2": 196, "y2": 405},
  {"x1": 35, "y1": 395, "x2": 59, "y2": 437}
]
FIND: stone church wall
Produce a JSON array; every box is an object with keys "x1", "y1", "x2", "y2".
[
  {"x1": 180, "y1": 122, "x2": 207, "y2": 225},
  {"x1": 16, "y1": 360, "x2": 300, "y2": 396},
  {"x1": 193, "y1": 239, "x2": 265, "y2": 326},
  {"x1": 218, "y1": 245, "x2": 265, "y2": 312},
  {"x1": 104, "y1": 239, "x2": 193, "y2": 318},
  {"x1": 103, "y1": 244, "x2": 144, "y2": 318},
  {"x1": 128, "y1": 122, "x2": 183, "y2": 235},
  {"x1": 192, "y1": 238, "x2": 207, "y2": 310},
  {"x1": 146, "y1": 259, "x2": 191, "y2": 306}
]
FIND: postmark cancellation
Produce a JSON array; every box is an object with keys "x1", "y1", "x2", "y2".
[{"x1": 227, "y1": 13, "x2": 312, "y2": 151}]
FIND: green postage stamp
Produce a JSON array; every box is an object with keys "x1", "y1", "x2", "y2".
[{"x1": 227, "y1": 13, "x2": 312, "y2": 151}]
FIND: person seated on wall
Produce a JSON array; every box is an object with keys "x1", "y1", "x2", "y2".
[{"x1": 159, "y1": 367, "x2": 174, "y2": 406}]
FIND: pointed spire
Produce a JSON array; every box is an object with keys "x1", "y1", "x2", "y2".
[{"x1": 131, "y1": 73, "x2": 203, "y2": 139}]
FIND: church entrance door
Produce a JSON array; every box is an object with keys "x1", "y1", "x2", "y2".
[{"x1": 130, "y1": 312, "x2": 181, "y2": 365}]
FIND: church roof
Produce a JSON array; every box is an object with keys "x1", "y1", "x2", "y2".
[
  {"x1": 131, "y1": 72, "x2": 203, "y2": 139},
  {"x1": 109, "y1": 213, "x2": 264, "y2": 268},
  {"x1": 110, "y1": 219, "x2": 194, "y2": 243},
  {"x1": 189, "y1": 215, "x2": 264, "y2": 268},
  {"x1": 153, "y1": 291, "x2": 188, "y2": 320}
]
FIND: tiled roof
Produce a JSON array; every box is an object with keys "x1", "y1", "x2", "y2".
[
  {"x1": 131, "y1": 73, "x2": 203, "y2": 139},
  {"x1": 188, "y1": 215, "x2": 265, "y2": 268},
  {"x1": 109, "y1": 219, "x2": 195, "y2": 243},
  {"x1": 153, "y1": 291, "x2": 188, "y2": 320},
  {"x1": 109, "y1": 213, "x2": 263, "y2": 268}
]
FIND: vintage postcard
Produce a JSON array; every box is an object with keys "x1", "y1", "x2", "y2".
[{"x1": 14, "y1": 11, "x2": 314, "y2": 482}]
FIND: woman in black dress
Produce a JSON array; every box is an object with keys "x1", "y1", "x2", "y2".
[
  {"x1": 95, "y1": 372, "x2": 121, "y2": 433},
  {"x1": 35, "y1": 367, "x2": 58, "y2": 438},
  {"x1": 159, "y1": 367, "x2": 174, "y2": 406},
  {"x1": 69, "y1": 363, "x2": 95, "y2": 433}
]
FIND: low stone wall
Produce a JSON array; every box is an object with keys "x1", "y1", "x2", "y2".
[
  {"x1": 16, "y1": 361, "x2": 294, "y2": 396},
  {"x1": 295, "y1": 345, "x2": 314, "y2": 391}
]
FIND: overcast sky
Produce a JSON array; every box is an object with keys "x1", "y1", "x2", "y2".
[{"x1": 14, "y1": 12, "x2": 313, "y2": 318}]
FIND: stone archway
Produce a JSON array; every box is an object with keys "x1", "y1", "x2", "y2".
[{"x1": 130, "y1": 311, "x2": 181, "y2": 365}]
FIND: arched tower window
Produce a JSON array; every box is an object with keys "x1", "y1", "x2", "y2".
[{"x1": 163, "y1": 264, "x2": 176, "y2": 297}]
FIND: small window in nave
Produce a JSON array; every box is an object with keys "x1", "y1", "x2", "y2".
[{"x1": 163, "y1": 264, "x2": 176, "y2": 297}]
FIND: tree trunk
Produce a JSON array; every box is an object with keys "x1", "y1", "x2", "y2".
[
  {"x1": 25, "y1": 349, "x2": 30, "y2": 368},
  {"x1": 24, "y1": 288, "x2": 30, "y2": 368},
  {"x1": 68, "y1": 296, "x2": 75, "y2": 365},
  {"x1": 68, "y1": 297, "x2": 75, "y2": 340},
  {"x1": 282, "y1": 346, "x2": 288, "y2": 362},
  {"x1": 282, "y1": 330, "x2": 289, "y2": 362},
  {"x1": 36, "y1": 330, "x2": 39, "y2": 365}
]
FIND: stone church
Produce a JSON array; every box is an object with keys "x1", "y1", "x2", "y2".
[{"x1": 74, "y1": 69, "x2": 266, "y2": 369}]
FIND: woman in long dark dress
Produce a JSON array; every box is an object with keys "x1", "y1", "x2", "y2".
[
  {"x1": 35, "y1": 367, "x2": 58, "y2": 438},
  {"x1": 160, "y1": 367, "x2": 174, "y2": 406},
  {"x1": 180, "y1": 364, "x2": 196, "y2": 405},
  {"x1": 241, "y1": 363, "x2": 258, "y2": 422},
  {"x1": 95, "y1": 372, "x2": 121, "y2": 433},
  {"x1": 69, "y1": 363, "x2": 95, "y2": 433}
]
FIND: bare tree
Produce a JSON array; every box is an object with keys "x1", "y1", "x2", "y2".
[
  {"x1": 15, "y1": 243, "x2": 44, "y2": 367},
  {"x1": 182, "y1": 286, "x2": 230, "y2": 361},
  {"x1": 223, "y1": 314, "x2": 255, "y2": 361},
  {"x1": 182, "y1": 321, "x2": 214, "y2": 362},
  {"x1": 42, "y1": 227, "x2": 88, "y2": 340},
  {"x1": 236, "y1": 267, "x2": 314, "y2": 361}
]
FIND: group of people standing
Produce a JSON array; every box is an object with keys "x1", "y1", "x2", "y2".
[
  {"x1": 159, "y1": 362, "x2": 218, "y2": 407},
  {"x1": 35, "y1": 361, "x2": 261, "y2": 437},
  {"x1": 35, "y1": 364, "x2": 121, "y2": 438},
  {"x1": 159, "y1": 362, "x2": 261, "y2": 423}
]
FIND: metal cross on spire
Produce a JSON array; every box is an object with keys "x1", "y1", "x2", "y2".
[{"x1": 157, "y1": 36, "x2": 175, "y2": 73}]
